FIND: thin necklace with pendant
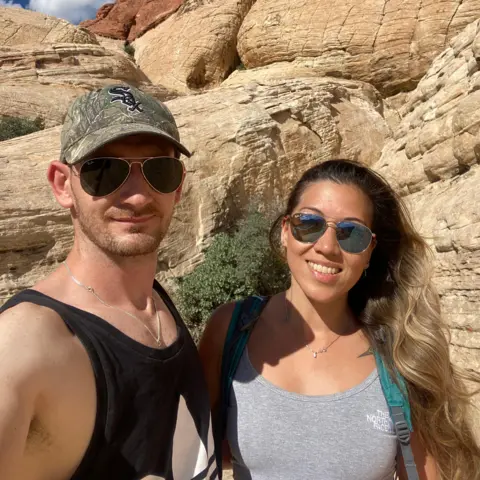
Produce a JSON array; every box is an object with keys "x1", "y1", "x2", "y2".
[
  {"x1": 63, "y1": 261, "x2": 162, "y2": 346},
  {"x1": 305, "y1": 335, "x2": 342, "y2": 358},
  {"x1": 285, "y1": 290, "x2": 341, "y2": 358}
]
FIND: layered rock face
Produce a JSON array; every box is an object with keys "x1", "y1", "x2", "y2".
[
  {"x1": 0, "y1": 7, "x2": 177, "y2": 127},
  {"x1": 375, "y1": 20, "x2": 480, "y2": 372},
  {"x1": 80, "y1": 0, "x2": 184, "y2": 42},
  {"x1": 0, "y1": 44, "x2": 159, "y2": 127},
  {"x1": 237, "y1": 0, "x2": 480, "y2": 96},
  {"x1": 86, "y1": 0, "x2": 480, "y2": 96},
  {"x1": 134, "y1": 0, "x2": 255, "y2": 93},
  {"x1": 1, "y1": 7, "x2": 97, "y2": 45}
]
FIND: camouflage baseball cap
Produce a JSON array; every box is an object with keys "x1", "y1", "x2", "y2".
[{"x1": 60, "y1": 84, "x2": 191, "y2": 164}]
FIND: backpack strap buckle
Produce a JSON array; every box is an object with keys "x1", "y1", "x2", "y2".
[
  {"x1": 391, "y1": 406, "x2": 418, "y2": 479},
  {"x1": 391, "y1": 406, "x2": 411, "y2": 445}
]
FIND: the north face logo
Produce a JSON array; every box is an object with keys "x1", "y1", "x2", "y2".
[
  {"x1": 108, "y1": 86, "x2": 143, "y2": 113},
  {"x1": 367, "y1": 410, "x2": 395, "y2": 434}
]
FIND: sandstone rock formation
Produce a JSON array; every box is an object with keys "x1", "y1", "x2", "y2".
[
  {"x1": 81, "y1": 0, "x2": 183, "y2": 41},
  {"x1": 405, "y1": 167, "x2": 480, "y2": 373},
  {"x1": 375, "y1": 20, "x2": 480, "y2": 373},
  {"x1": 377, "y1": 19, "x2": 480, "y2": 194},
  {"x1": 0, "y1": 6, "x2": 97, "y2": 46},
  {"x1": 227, "y1": 68, "x2": 389, "y2": 166},
  {"x1": 0, "y1": 127, "x2": 69, "y2": 300},
  {"x1": 134, "y1": 0, "x2": 255, "y2": 93},
  {"x1": 237, "y1": 0, "x2": 480, "y2": 96},
  {"x1": 96, "y1": 35, "x2": 131, "y2": 56},
  {"x1": 0, "y1": 77, "x2": 388, "y2": 302},
  {"x1": 0, "y1": 44, "x2": 176, "y2": 127}
]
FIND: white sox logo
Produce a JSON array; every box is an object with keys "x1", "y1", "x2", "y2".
[{"x1": 109, "y1": 86, "x2": 143, "y2": 113}]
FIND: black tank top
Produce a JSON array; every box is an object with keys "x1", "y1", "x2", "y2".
[{"x1": 0, "y1": 283, "x2": 218, "y2": 480}]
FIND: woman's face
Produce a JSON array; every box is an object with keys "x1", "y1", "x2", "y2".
[{"x1": 281, "y1": 180, "x2": 375, "y2": 305}]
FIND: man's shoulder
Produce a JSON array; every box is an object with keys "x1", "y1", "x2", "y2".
[
  {"x1": 2, "y1": 289, "x2": 63, "y2": 319},
  {"x1": 0, "y1": 291, "x2": 76, "y2": 359}
]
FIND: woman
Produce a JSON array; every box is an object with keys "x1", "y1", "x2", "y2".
[{"x1": 199, "y1": 160, "x2": 480, "y2": 480}]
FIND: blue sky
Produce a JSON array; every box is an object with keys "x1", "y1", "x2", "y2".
[{"x1": 0, "y1": 0, "x2": 109, "y2": 24}]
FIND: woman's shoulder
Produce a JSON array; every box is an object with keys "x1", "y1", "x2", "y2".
[
  {"x1": 198, "y1": 301, "x2": 237, "y2": 366},
  {"x1": 198, "y1": 301, "x2": 240, "y2": 406},
  {"x1": 201, "y1": 295, "x2": 274, "y2": 345},
  {"x1": 204, "y1": 301, "x2": 237, "y2": 337}
]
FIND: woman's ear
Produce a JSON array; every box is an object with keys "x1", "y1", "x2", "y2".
[
  {"x1": 47, "y1": 161, "x2": 74, "y2": 209},
  {"x1": 280, "y1": 217, "x2": 289, "y2": 248},
  {"x1": 364, "y1": 235, "x2": 377, "y2": 267}
]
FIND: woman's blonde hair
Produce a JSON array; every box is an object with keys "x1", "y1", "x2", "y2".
[{"x1": 270, "y1": 159, "x2": 480, "y2": 479}]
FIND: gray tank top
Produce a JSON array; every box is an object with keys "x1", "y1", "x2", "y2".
[{"x1": 226, "y1": 348, "x2": 397, "y2": 480}]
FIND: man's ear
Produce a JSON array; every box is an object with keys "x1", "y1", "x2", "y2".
[
  {"x1": 47, "y1": 161, "x2": 74, "y2": 209},
  {"x1": 174, "y1": 172, "x2": 185, "y2": 204}
]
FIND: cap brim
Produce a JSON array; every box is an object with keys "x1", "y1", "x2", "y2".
[{"x1": 64, "y1": 123, "x2": 191, "y2": 164}]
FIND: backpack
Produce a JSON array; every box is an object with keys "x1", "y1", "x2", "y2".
[{"x1": 215, "y1": 295, "x2": 419, "y2": 480}]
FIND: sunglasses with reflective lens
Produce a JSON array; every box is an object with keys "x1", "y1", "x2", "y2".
[
  {"x1": 288, "y1": 212, "x2": 374, "y2": 254},
  {"x1": 77, "y1": 156, "x2": 185, "y2": 197}
]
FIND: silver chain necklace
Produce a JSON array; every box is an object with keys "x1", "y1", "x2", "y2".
[
  {"x1": 305, "y1": 335, "x2": 342, "y2": 358},
  {"x1": 285, "y1": 290, "x2": 341, "y2": 358},
  {"x1": 63, "y1": 261, "x2": 162, "y2": 346}
]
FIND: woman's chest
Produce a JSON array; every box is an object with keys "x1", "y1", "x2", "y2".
[
  {"x1": 227, "y1": 366, "x2": 397, "y2": 480},
  {"x1": 248, "y1": 334, "x2": 376, "y2": 396}
]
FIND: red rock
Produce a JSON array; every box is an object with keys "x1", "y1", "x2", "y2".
[
  {"x1": 80, "y1": 0, "x2": 184, "y2": 42},
  {"x1": 94, "y1": 3, "x2": 116, "y2": 20}
]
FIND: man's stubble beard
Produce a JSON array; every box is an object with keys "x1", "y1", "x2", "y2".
[{"x1": 73, "y1": 198, "x2": 171, "y2": 258}]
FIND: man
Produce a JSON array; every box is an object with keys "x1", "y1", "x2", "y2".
[{"x1": 0, "y1": 85, "x2": 217, "y2": 480}]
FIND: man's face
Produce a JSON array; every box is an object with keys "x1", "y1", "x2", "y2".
[{"x1": 69, "y1": 134, "x2": 182, "y2": 258}]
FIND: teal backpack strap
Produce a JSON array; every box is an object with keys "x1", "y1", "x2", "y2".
[
  {"x1": 374, "y1": 351, "x2": 419, "y2": 480},
  {"x1": 214, "y1": 295, "x2": 269, "y2": 478}
]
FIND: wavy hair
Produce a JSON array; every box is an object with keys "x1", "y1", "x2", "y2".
[{"x1": 270, "y1": 159, "x2": 480, "y2": 479}]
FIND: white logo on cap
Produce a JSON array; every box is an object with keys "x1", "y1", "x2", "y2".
[{"x1": 108, "y1": 86, "x2": 143, "y2": 113}]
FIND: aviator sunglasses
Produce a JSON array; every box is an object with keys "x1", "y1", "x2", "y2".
[
  {"x1": 287, "y1": 212, "x2": 375, "y2": 254},
  {"x1": 76, "y1": 156, "x2": 185, "y2": 197}
]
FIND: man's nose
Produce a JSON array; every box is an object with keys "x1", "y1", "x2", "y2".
[{"x1": 118, "y1": 163, "x2": 153, "y2": 205}]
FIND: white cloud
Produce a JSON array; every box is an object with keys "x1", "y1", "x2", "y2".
[
  {"x1": 28, "y1": 0, "x2": 108, "y2": 24},
  {"x1": 0, "y1": 1, "x2": 24, "y2": 7}
]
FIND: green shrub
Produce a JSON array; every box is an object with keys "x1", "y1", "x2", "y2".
[
  {"x1": 175, "y1": 207, "x2": 290, "y2": 335},
  {"x1": 0, "y1": 116, "x2": 45, "y2": 142},
  {"x1": 124, "y1": 42, "x2": 135, "y2": 57}
]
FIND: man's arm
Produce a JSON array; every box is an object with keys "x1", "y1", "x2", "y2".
[{"x1": 0, "y1": 303, "x2": 53, "y2": 479}]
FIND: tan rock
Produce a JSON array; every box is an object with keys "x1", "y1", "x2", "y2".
[
  {"x1": 0, "y1": 44, "x2": 176, "y2": 127},
  {"x1": 226, "y1": 67, "x2": 388, "y2": 165},
  {"x1": 376, "y1": 20, "x2": 480, "y2": 195},
  {"x1": 237, "y1": 0, "x2": 480, "y2": 95},
  {"x1": 402, "y1": 167, "x2": 480, "y2": 372},
  {"x1": 134, "y1": 0, "x2": 255, "y2": 93},
  {"x1": 0, "y1": 127, "x2": 72, "y2": 300},
  {"x1": 96, "y1": 35, "x2": 131, "y2": 57},
  {"x1": 375, "y1": 21, "x2": 480, "y2": 373},
  {"x1": 0, "y1": 6, "x2": 98, "y2": 46},
  {"x1": 0, "y1": 77, "x2": 388, "y2": 302}
]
